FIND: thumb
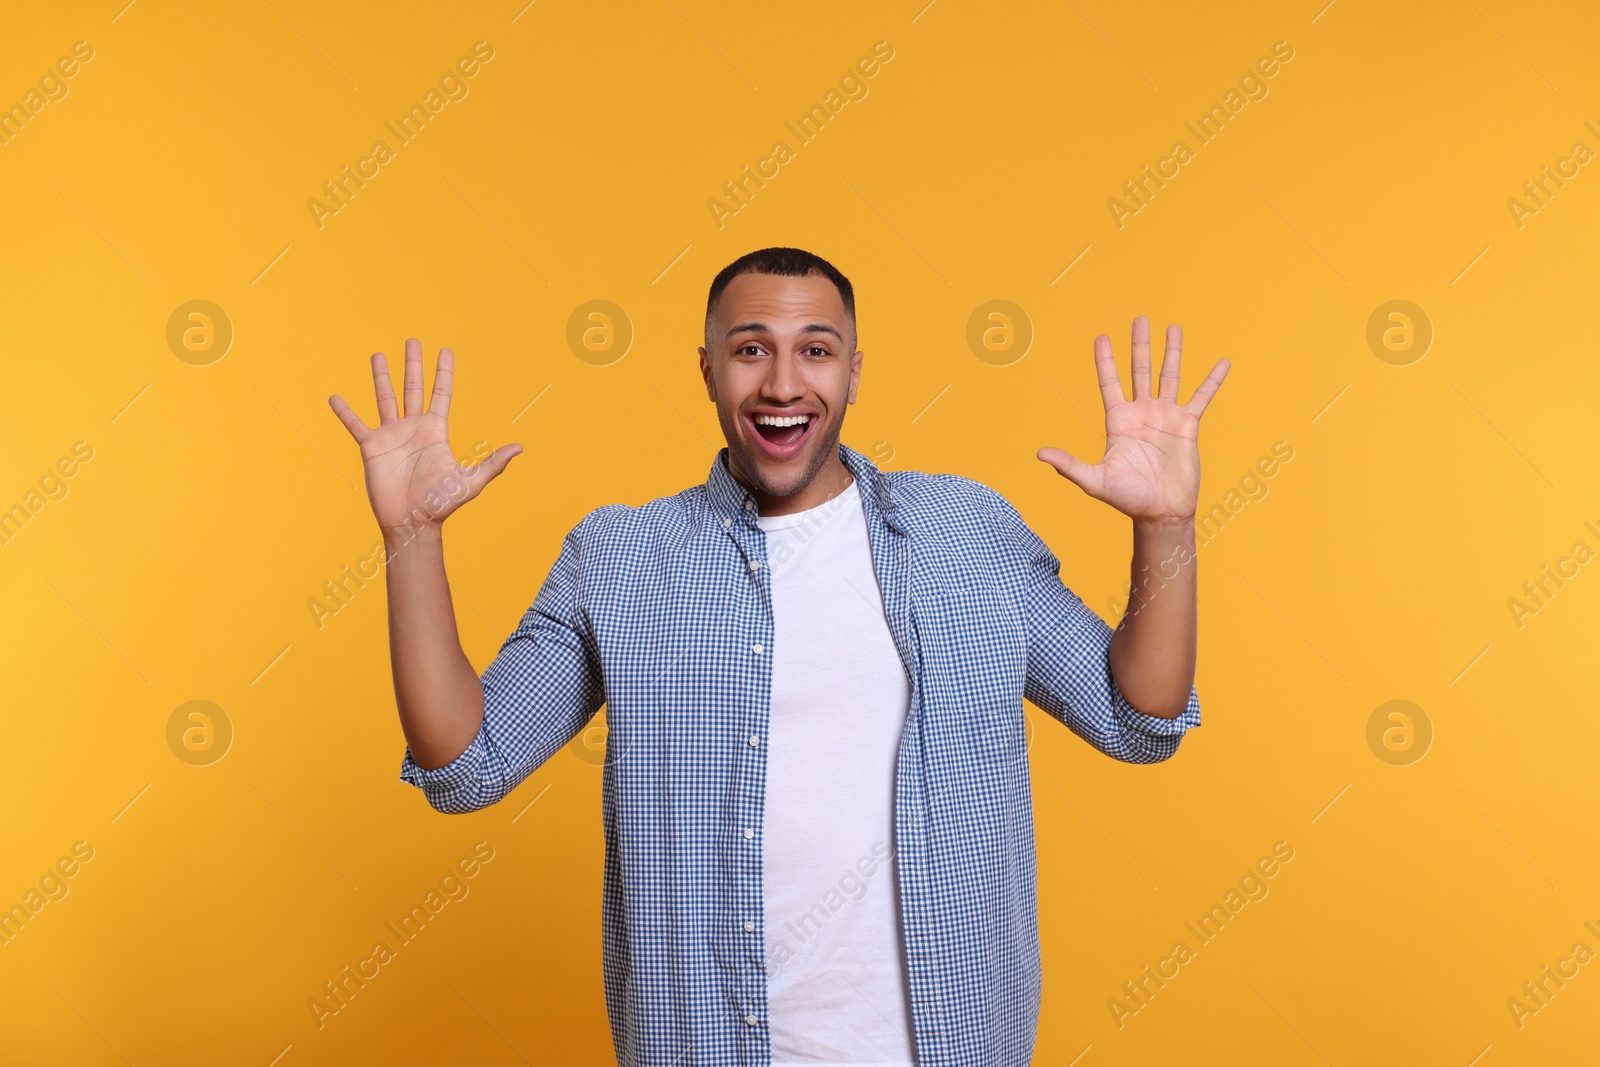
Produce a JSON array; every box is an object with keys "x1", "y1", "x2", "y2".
[
  {"x1": 467, "y1": 443, "x2": 524, "y2": 488},
  {"x1": 1037, "y1": 446, "x2": 1100, "y2": 497}
]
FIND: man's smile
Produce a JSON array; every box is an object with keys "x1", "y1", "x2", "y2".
[{"x1": 746, "y1": 408, "x2": 819, "y2": 459}]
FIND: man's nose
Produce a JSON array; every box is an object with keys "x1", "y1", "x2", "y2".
[{"x1": 761, "y1": 350, "x2": 805, "y2": 400}]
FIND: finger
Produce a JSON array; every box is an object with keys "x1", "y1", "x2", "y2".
[
  {"x1": 430, "y1": 346, "x2": 455, "y2": 419},
  {"x1": 1157, "y1": 324, "x2": 1182, "y2": 401},
  {"x1": 403, "y1": 337, "x2": 424, "y2": 417},
  {"x1": 1037, "y1": 446, "x2": 1105, "y2": 500},
  {"x1": 1092, "y1": 333, "x2": 1125, "y2": 412},
  {"x1": 328, "y1": 394, "x2": 372, "y2": 444},
  {"x1": 1183, "y1": 358, "x2": 1231, "y2": 418},
  {"x1": 465, "y1": 443, "x2": 524, "y2": 491},
  {"x1": 1130, "y1": 315, "x2": 1152, "y2": 400},
  {"x1": 371, "y1": 352, "x2": 400, "y2": 423}
]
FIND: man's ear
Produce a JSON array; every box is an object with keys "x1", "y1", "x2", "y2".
[
  {"x1": 847, "y1": 347, "x2": 864, "y2": 404},
  {"x1": 698, "y1": 346, "x2": 716, "y2": 402}
]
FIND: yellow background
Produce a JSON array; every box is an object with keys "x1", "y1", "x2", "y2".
[{"x1": 4, "y1": 0, "x2": 1598, "y2": 1063}]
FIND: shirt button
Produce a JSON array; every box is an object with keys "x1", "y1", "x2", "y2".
[
  {"x1": 751, "y1": 643, "x2": 763, "y2": 655},
  {"x1": 722, "y1": 517, "x2": 731, "y2": 529},
  {"x1": 744, "y1": 1013, "x2": 758, "y2": 1026},
  {"x1": 744, "y1": 921, "x2": 755, "y2": 932},
  {"x1": 744, "y1": 500, "x2": 755, "y2": 511},
  {"x1": 748, "y1": 559, "x2": 761, "y2": 571},
  {"x1": 743, "y1": 828, "x2": 754, "y2": 839},
  {"x1": 748, "y1": 735, "x2": 760, "y2": 746}
]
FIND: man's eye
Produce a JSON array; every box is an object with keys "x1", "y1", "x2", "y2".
[
  {"x1": 736, "y1": 344, "x2": 764, "y2": 356},
  {"x1": 806, "y1": 346, "x2": 830, "y2": 357}
]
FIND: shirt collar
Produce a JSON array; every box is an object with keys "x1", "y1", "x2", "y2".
[{"x1": 705, "y1": 441, "x2": 904, "y2": 533}]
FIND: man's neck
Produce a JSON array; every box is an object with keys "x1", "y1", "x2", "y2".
[{"x1": 734, "y1": 454, "x2": 855, "y2": 517}]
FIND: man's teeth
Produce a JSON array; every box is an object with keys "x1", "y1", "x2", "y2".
[{"x1": 754, "y1": 414, "x2": 811, "y2": 427}]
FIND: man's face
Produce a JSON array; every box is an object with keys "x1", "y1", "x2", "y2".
[{"x1": 699, "y1": 271, "x2": 862, "y2": 504}]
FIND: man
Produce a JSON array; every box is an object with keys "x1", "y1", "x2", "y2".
[{"x1": 328, "y1": 246, "x2": 1228, "y2": 1066}]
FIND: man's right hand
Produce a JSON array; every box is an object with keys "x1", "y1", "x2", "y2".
[{"x1": 328, "y1": 338, "x2": 522, "y2": 540}]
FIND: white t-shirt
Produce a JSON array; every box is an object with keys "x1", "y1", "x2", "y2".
[{"x1": 755, "y1": 476, "x2": 918, "y2": 1066}]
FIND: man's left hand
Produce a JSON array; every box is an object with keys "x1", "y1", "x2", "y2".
[{"x1": 1037, "y1": 315, "x2": 1229, "y2": 525}]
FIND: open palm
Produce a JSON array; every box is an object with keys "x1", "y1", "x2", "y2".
[
  {"x1": 329, "y1": 338, "x2": 522, "y2": 536},
  {"x1": 1038, "y1": 316, "x2": 1228, "y2": 524}
]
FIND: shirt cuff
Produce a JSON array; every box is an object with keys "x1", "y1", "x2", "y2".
[
  {"x1": 398, "y1": 729, "x2": 488, "y2": 797},
  {"x1": 1110, "y1": 680, "x2": 1201, "y2": 736}
]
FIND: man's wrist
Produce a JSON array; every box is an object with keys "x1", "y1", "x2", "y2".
[
  {"x1": 381, "y1": 516, "x2": 444, "y2": 553},
  {"x1": 1132, "y1": 513, "x2": 1196, "y2": 533}
]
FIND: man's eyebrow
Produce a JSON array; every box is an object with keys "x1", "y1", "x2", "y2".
[{"x1": 724, "y1": 322, "x2": 844, "y2": 342}]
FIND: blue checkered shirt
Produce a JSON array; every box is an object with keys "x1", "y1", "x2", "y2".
[{"x1": 400, "y1": 441, "x2": 1201, "y2": 1066}]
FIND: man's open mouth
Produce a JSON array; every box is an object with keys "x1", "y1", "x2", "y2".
[{"x1": 748, "y1": 411, "x2": 816, "y2": 458}]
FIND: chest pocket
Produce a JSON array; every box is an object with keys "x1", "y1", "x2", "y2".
[{"x1": 911, "y1": 563, "x2": 1028, "y2": 702}]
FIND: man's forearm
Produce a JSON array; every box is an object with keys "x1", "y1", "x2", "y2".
[
  {"x1": 1108, "y1": 518, "x2": 1198, "y2": 718},
  {"x1": 384, "y1": 522, "x2": 487, "y2": 769}
]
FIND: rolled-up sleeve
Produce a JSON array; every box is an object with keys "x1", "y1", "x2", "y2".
[
  {"x1": 399, "y1": 509, "x2": 607, "y2": 812},
  {"x1": 981, "y1": 486, "x2": 1201, "y2": 764}
]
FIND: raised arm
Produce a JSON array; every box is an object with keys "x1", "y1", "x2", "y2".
[
  {"x1": 328, "y1": 339, "x2": 523, "y2": 777},
  {"x1": 984, "y1": 486, "x2": 1200, "y2": 764},
  {"x1": 1035, "y1": 315, "x2": 1228, "y2": 725}
]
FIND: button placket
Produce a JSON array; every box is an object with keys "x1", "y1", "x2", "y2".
[{"x1": 731, "y1": 495, "x2": 771, "y2": 1029}]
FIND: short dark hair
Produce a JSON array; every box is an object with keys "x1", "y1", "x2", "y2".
[{"x1": 704, "y1": 246, "x2": 856, "y2": 352}]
